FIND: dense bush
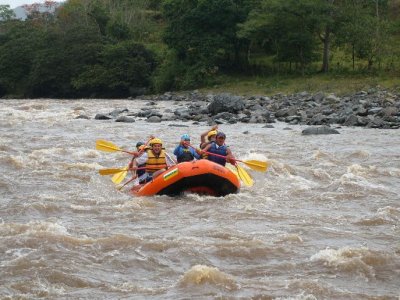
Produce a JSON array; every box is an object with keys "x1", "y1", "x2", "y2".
[{"x1": 0, "y1": 0, "x2": 398, "y2": 98}]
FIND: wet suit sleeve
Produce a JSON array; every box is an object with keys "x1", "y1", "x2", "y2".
[
  {"x1": 173, "y1": 145, "x2": 182, "y2": 157},
  {"x1": 191, "y1": 148, "x2": 201, "y2": 159}
]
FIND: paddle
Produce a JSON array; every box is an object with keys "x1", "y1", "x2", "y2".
[
  {"x1": 97, "y1": 138, "x2": 153, "y2": 184},
  {"x1": 119, "y1": 137, "x2": 154, "y2": 184},
  {"x1": 226, "y1": 165, "x2": 254, "y2": 187},
  {"x1": 165, "y1": 152, "x2": 177, "y2": 166},
  {"x1": 99, "y1": 165, "x2": 167, "y2": 176},
  {"x1": 189, "y1": 144, "x2": 268, "y2": 172},
  {"x1": 99, "y1": 167, "x2": 129, "y2": 175},
  {"x1": 238, "y1": 159, "x2": 268, "y2": 172},
  {"x1": 235, "y1": 164, "x2": 254, "y2": 187},
  {"x1": 116, "y1": 165, "x2": 140, "y2": 191},
  {"x1": 209, "y1": 152, "x2": 267, "y2": 172},
  {"x1": 96, "y1": 139, "x2": 138, "y2": 156},
  {"x1": 112, "y1": 169, "x2": 128, "y2": 184},
  {"x1": 115, "y1": 144, "x2": 170, "y2": 189},
  {"x1": 116, "y1": 176, "x2": 139, "y2": 191}
]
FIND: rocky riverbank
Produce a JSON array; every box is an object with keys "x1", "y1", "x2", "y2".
[{"x1": 88, "y1": 88, "x2": 400, "y2": 130}]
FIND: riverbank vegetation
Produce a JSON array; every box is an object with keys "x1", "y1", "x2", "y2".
[
  {"x1": 0, "y1": 0, "x2": 399, "y2": 98},
  {"x1": 201, "y1": 73, "x2": 400, "y2": 96}
]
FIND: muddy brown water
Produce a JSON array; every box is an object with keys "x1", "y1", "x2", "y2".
[{"x1": 0, "y1": 99, "x2": 399, "y2": 299}]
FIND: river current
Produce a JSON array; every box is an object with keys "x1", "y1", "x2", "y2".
[{"x1": 0, "y1": 99, "x2": 399, "y2": 299}]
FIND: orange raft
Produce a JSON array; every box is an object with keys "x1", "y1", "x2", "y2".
[{"x1": 130, "y1": 160, "x2": 240, "y2": 197}]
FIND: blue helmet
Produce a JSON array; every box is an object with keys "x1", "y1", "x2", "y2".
[{"x1": 181, "y1": 134, "x2": 190, "y2": 141}]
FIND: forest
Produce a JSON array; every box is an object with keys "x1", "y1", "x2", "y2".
[{"x1": 0, "y1": 0, "x2": 399, "y2": 98}]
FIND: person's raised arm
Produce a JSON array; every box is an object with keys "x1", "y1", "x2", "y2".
[
  {"x1": 202, "y1": 143, "x2": 212, "y2": 153},
  {"x1": 128, "y1": 157, "x2": 135, "y2": 169},
  {"x1": 133, "y1": 152, "x2": 148, "y2": 168},
  {"x1": 200, "y1": 125, "x2": 218, "y2": 146}
]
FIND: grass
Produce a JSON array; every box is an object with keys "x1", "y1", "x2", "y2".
[{"x1": 199, "y1": 73, "x2": 400, "y2": 97}]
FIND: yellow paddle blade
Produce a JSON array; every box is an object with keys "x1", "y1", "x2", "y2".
[
  {"x1": 242, "y1": 160, "x2": 269, "y2": 172},
  {"x1": 111, "y1": 170, "x2": 128, "y2": 184},
  {"x1": 236, "y1": 165, "x2": 254, "y2": 187},
  {"x1": 99, "y1": 167, "x2": 128, "y2": 175},
  {"x1": 227, "y1": 165, "x2": 253, "y2": 187},
  {"x1": 95, "y1": 139, "x2": 121, "y2": 153}
]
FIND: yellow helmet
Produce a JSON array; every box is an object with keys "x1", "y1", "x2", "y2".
[
  {"x1": 207, "y1": 130, "x2": 218, "y2": 139},
  {"x1": 149, "y1": 138, "x2": 163, "y2": 146}
]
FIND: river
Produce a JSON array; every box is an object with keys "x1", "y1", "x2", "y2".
[{"x1": 0, "y1": 99, "x2": 399, "y2": 299}]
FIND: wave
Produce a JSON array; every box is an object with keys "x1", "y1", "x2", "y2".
[
  {"x1": 310, "y1": 246, "x2": 395, "y2": 279},
  {"x1": 179, "y1": 265, "x2": 238, "y2": 290},
  {"x1": 337, "y1": 172, "x2": 388, "y2": 194},
  {"x1": 0, "y1": 220, "x2": 69, "y2": 237},
  {"x1": 355, "y1": 206, "x2": 400, "y2": 225},
  {"x1": 311, "y1": 168, "x2": 332, "y2": 181},
  {"x1": 347, "y1": 164, "x2": 400, "y2": 179},
  {"x1": 312, "y1": 150, "x2": 340, "y2": 164},
  {"x1": 61, "y1": 162, "x2": 103, "y2": 172},
  {"x1": 345, "y1": 150, "x2": 370, "y2": 159},
  {"x1": 0, "y1": 221, "x2": 141, "y2": 249}
]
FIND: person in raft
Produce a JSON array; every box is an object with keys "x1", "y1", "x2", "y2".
[
  {"x1": 199, "y1": 125, "x2": 218, "y2": 149},
  {"x1": 131, "y1": 138, "x2": 175, "y2": 184},
  {"x1": 128, "y1": 141, "x2": 147, "y2": 178},
  {"x1": 173, "y1": 134, "x2": 202, "y2": 163},
  {"x1": 201, "y1": 132, "x2": 236, "y2": 167}
]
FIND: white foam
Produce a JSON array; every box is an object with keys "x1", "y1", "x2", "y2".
[
  {"x1": 310, "y1": 246, "x2": 378, "y2": 279},
  {"x1": 0, "y1": 220, "x2": 69, "y2": 237},
  {"x1": 377, "y1": 206, "x2": 400, "y2": 221},
  {"x1": 275, "y1": 292, "x2": 318, "y2": 300}
]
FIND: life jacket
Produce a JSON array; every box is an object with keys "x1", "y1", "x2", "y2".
[
  {"x1": 207, "y1": 142, "x2": 228, "y2": 166},
  {"x1": 177, "y1": 147, "x2": 195, "y2": 163},
  {"x1": 145, "y1": 149, "x2": 166, "y2": 174}
]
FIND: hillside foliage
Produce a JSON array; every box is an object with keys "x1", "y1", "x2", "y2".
[{"x1": 0, "y1": 0, "x2": 399, "y2": 98}]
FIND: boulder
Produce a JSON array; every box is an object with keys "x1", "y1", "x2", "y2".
[
  {"x1": 94, "y1": 114, "x2": 112, "y2": 120},
  {"x1": 208, "y1": 93, "x2": 245, "y2": 115},
  {"x1": 146, "y1": 116, "x2": 162, "y2": 123},
  {"x1": 75, "y1": 115, "x2": 90, "y2": 119},
  {"x1": 115, "y1": 116, "x2": 135, "y2": 123},
  {"x1": 302, "y1": 126, "x2": 340, "y2": 135}
]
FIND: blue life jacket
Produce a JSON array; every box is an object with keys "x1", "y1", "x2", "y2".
[
  {"x1": 177, "y1": 148, "x2": 195, "y2": 163},
  {"x1": 207, "y1": 142, "x2": 228, "y2": 166}
]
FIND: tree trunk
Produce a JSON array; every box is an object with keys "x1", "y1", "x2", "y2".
[
  {"x1": 375, "y1": 0, "x2": 381, "y2": 70},
  {"x1": 321, "y1": 0, "x2": 336, "y2": 73},
  {"x1": 321, "y1": 26, "x2": 331, "y2": 73}
]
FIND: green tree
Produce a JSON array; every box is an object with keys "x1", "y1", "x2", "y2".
[
  {"x1": 91, "y1": 0, "x2": 163, "y2": 43},
  {"x1": 0, "y1": 4, "x2": 15, "y2": 21},
  {"x1": 161, "y1": 0, "x2": 256, "y2": 89},
  {"x1": 72, "y1": 40, "x2": 156, "y2": 97},
  {"x1": 0, "y1": 22, "x2": 44, "y2": 96},
  {"x1": 335, "y1": 0, "x2": 391, "y2": 70},
  {"x1": 238, "y1": 0, "x2": 327, "y2": 74},
  {"x1": 26, "y1": 24, "x2": 104, "y2": 97}
]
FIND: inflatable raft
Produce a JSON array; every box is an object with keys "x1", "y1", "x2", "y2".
[{"x1": 130, "y1": 160, "x2": 240, "y2": 197}]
